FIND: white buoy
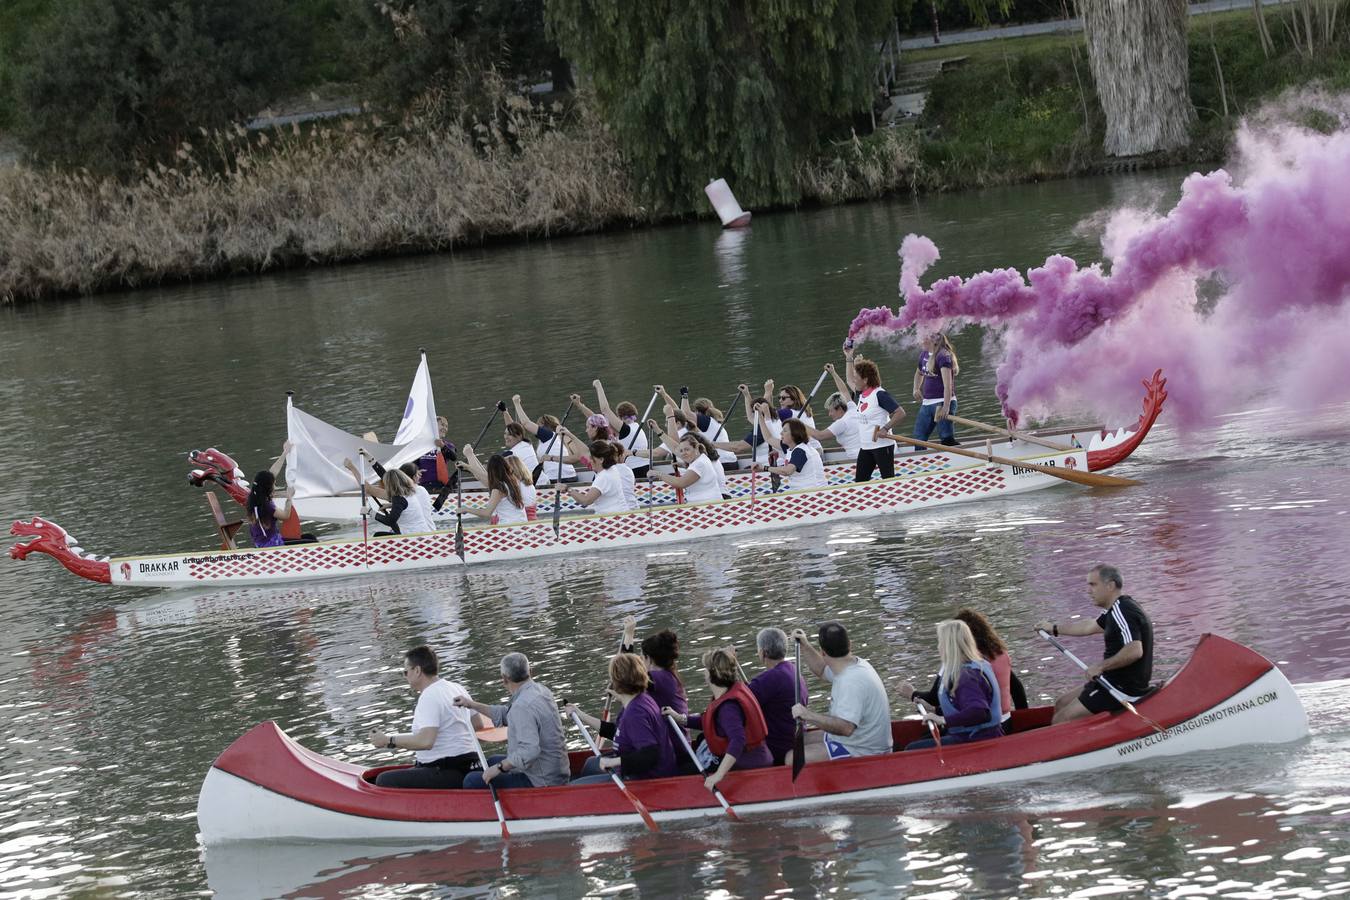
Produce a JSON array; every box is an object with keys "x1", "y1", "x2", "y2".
[{"x1": 704, "y1": 178, "x2": 752, "y2": 228}]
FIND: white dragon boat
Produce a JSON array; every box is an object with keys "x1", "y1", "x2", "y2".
[
  {"x1": 196, "y1": 632, "x2": 1304, "y2": 842},
  {"x1": 9, "y1": 373, "x2": 1166, "y2": 590}
]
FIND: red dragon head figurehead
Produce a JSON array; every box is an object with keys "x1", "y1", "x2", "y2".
[
  {"x1": 9, "y1": 517, "x2": 113, "y2": 584},
  {"x1": 9, "y1": 516, "x2": 72, "y2": 561},
  {"x1": 188, "y1": 448, "x2": 250, "y2": 506}
]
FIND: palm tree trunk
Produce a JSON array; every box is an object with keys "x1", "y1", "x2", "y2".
[{"x1": 1077, "y1": 0, "x2": 1196, "y2": 156}]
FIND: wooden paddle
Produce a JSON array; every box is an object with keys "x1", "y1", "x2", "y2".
[
  {"x1": 467, "y1": 722, "x2": 510, "y2": 839},
  {"x1": 550, "y1": 399, "x2": 577, "y2": 539},
  {"x1": 914, "y1": 699, "x2": 945, "y2": 766},
  {"x1": 664, "y1": 714, "x2": 739, "y2": 821},
  {"x1": 791, "y1": 638, "x2": 806, "y2": 782},
  {"x1": 567, "y1": 708, "x2": 660, "y2": 832},
  {"x1": 884, "y1": 432, "x2": 1141, "y2": 488},
  {"x1": 436, "y1": 401, "x2": 507, "y2": 513},
  {"x1": 1037, "y1": 629, "x2": 1164, "y2": 733},
  {"x1": 947, "y1": 414, "x2": 1075, "y2": 452}
]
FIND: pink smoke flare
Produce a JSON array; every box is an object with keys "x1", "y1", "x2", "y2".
[{"x1": 847, "y1": 111, "x2": 1350, "y2": 429}]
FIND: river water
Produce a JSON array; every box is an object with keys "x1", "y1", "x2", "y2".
[{"x1": 2, "y1": 170, "x2": 1348, "y2": 898}]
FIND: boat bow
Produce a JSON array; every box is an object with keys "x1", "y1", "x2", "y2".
[
  {"x1": 9, "y1": 517, "x2": 112, "y2": 584},
  {"x1": 1086, "y1": 369, "x2": 1168, "y2": 471}
]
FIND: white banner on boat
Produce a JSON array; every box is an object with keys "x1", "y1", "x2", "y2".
[{"x1": 285, "y1": 355, "x2": 439, "y2": 499}]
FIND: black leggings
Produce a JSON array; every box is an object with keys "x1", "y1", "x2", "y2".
[
  {"x1": 374, "y1": 752, "x2": 480, "y2": 789},
  {"x1": 854, "y1": 445, "x2": 895, "y2": 482}
]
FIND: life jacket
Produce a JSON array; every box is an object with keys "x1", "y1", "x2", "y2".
[
  {"x1": 938, "y1": 659, "x2": 1002, "y2": 736},
  {"x1": 435, "y1": 450, "x2": 451, "y2": 487},
  {"x1": 701, "y1": 682, "x2": 769, "y2": 758}
]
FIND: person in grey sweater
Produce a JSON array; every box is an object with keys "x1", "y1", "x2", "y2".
[{"x1": 457, "y1": 652, "x2": 571, "y2": 788}]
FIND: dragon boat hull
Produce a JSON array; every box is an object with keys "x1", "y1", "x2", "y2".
[
  {"x1": 12, "y1": 372, "x2": 1168, "y2": 590},
  {"x1": 196, "y1": 634, "x2": 1305, "y2": 843}
]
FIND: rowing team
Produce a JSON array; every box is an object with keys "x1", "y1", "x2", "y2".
[
  {"x1": 446, "y1": 336, "x2": 962, "y2": 524},
  {"x1": 366, "y1": 564, "x2": 1154, "y2": 793}
]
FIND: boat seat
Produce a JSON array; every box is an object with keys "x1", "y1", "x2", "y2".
[{"x1": 204, "y1": 490, "x2": 243, "y2": 551}]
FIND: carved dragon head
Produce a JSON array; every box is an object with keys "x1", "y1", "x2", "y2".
[
  {"x1": 188, "y1": 448, "x2": 251, "y2": 506},
  {"x1": 9, "y1": 516, "x2": 74, "y2": 560}
]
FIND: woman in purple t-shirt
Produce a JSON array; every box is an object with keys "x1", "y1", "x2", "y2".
[
  {"x1": 245, "y1": 470, "x2": 295, "y2": 548},
  {"x1": 911, "y1": 332, "x2": 961, "y2": 448},
  {"x1": 568, "y1": 653, "x2": 680, "y2": 783},
  {"x1": 618, "y1": 616, "x2": 688, "y2": 716}
]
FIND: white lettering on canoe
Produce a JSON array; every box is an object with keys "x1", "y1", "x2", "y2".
[{"x1": 1115, "y1": 690, "x2": 1279, "y2": 756}]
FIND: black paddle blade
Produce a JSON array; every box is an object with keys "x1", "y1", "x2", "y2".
[{"x1": 791, "y1": 722, "x2": 805, "y2": 782}]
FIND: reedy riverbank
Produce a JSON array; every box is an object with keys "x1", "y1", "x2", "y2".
[{"x1": 2, "y1": 11, "x2": 1345, "y2": 305}]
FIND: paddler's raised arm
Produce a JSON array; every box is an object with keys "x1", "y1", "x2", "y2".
[
  {"x1": 460, "y1": 444, "x2": 490, "y2": 486},
  {"x1": 569, "y1": 392, "x2": 598, "y2": 421},
  {"x1": 593, "y1": 379, "x2": 623, "y2": 433},
  {"x1": 510, "y1": 395, "x2": 541, "y2": 435}
]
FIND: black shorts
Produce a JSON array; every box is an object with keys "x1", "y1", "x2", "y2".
[{"x1": 1078, "y1": 682, "x2": 1126, "y2": 714}]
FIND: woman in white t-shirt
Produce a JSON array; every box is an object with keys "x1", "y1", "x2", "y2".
[
  {"x1": 502, "y1": 423, "x2": 539, "y2": 480},
  {"x1": 805, "y1": 391, "x2": 862, "y2": 461},
  {"x1": 712, "y1": 393, "x2": 781, "y2": 468},
  {"x1": 505, "y1": 455, "x2": 539, "y2": 520},
  {"x1": 771, "y1": 380, "x2": 823, "y2": 451},
  {"x1": 462, "y1": 452, "x2": 529, "y2": 526},
  {"x1": 509, "y1": 397, "x2": 577, "y2": 485},
  {"x1": 567, "y1": 440, "x2": 638, "y2": 514},
  {"x1": 761, "y1": 418, "x2": 827, "y2": 490},
  {"x1": 654, "y1": 432, "x2": 727, "y2": 504}
]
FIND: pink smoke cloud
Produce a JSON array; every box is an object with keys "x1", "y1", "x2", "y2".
[{"x1": 847, "y1": 109, "x2": 1350, "y2": 429}]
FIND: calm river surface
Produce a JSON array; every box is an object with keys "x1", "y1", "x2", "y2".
[{"x1": 2, "y1": 171, "x2": 1349, "y2": 899}]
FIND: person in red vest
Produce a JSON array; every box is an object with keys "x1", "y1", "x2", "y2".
[{"x1": 663, "y1": 648, "x2": 772, "y2": 793}]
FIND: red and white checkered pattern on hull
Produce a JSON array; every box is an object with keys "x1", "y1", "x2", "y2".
[{"x1": 104, "y1": 451, "x2": 1077, "y2": 588}]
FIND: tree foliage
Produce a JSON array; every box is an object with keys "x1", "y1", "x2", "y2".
[
  {"x1": 364, "y1": 0, "x2": 560, "y2": 114},
  {"x1": 546, "y1": 0, "x2": 895, "y2": 211},
  {"x1": 13, "y1": 0, "x2": 300, "y2": 171}
]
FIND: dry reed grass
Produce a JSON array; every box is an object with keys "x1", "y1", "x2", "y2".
[
  {"x1": 0, "y1": 83, "x2": 926, "y2": 304},
  {"x1": 798, "y1": 128, "x2": 920, "y2": 203},
  {"x1": 0, "y1": 89, "x2": 645, "y2": 303}
]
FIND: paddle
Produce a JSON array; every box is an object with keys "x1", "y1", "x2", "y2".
[
  {"x1": 453, "y1": 460, "x2": 466, "y2": 563},
  {"x1": 749, "y1": 408, "x2": 761, "y2": 504},
  {"x1": 1037, "y1": 629, "x2": 1164, "y2": 733},
  {"x1": 567, "y1": 708, "x2": 660, "y2": 832},
  {"x1": 947, "y1": 414, "x2": 1073, "y2": 452},
  {"x1": 550, "y1": 399, "x2": 577, "y2": 539},
  {"x1": 705, "y1": 389, "x2": 743, "y2": 445},
  {"x1": 625, "y1": 390, "x2": 660, "y2": 455},
  {"x1": 664, "y1": 714, "x2": 739, "y2": 821},
  {"x1": 467, "y1": 721, "x2": 510, "y2": 839},
  {"x1": 800, "y1": 369, "x2": 830, "y2": 415},
  {"x1": 436, "y1": 401, "x2": 507, "y2": 511},
  {"x1": 884, "y1": 432, "x2": 1141, "y2": 488},
  {"x1": 358, "y1": 455, "x2": 370, "y2": 568},
  {"x1": 914, "y1": 699, "x2": 945, "y2": 766},
  {"x1": 791, "y1": 637, "x2": 805, "y2": 782}
]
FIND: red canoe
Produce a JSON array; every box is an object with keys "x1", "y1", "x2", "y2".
[{"x1": 197, "y1": 634, "x2": 1306, "y2": 843}]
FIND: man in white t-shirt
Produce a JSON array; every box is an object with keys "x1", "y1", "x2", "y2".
[
  {"x1": 788, "y1": 622, "x2": 893, "y2": 765},
  {"x1": 369, "y1": 645, "x2": 490, "y2": 789}
]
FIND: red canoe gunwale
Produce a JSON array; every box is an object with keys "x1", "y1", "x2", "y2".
[{"x1": 201, "y1": 635, "x2": 1305, "y2": 839}]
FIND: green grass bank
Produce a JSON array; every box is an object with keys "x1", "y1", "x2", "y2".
[{"x1": 2, "y1": 8, "x2": 1347, "y2": 305}]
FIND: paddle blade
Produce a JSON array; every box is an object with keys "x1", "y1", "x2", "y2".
[
  {"x1": 618, "y1": 780, "x2": 660, "y2": 832},
  {"x1": 791, "y1": 722, "x2": 805, "y2": 782}
]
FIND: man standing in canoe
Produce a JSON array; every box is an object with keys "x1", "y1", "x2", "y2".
[
  {"x1": 367, "y1": 645, "x2": 490, "y2": 789},
  {"x1": 1037, "y1": 564, "x2": 1154, "y2": 724},
  {"x1": 456, "y1": 652, "x2": 571, "y2": 789},
  {"x1": 787, "y1": 623, "x2": 893, "y2": 764}
]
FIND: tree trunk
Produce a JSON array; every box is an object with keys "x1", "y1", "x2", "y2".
[{"x1": 1077, "y1": 0, "x2": 1196, "y2": 156}]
